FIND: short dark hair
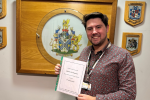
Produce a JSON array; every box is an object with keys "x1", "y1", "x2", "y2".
[{"x1": 82, "y1": 12, "x2": 108, "y2": 28}]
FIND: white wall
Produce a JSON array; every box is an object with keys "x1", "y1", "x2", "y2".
[
  {"x1": 115, "y1": 0, "x2": 150, "y2": 100},
  {"x1": 0, "y1": 0, "x2": 149, "y2": 100}
]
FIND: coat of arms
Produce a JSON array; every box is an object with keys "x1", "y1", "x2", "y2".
[
  {"x1": 36, "y1": 9, "x2": 88, "y2": 65},
  {"x1": 124, "y1": 1, "x2": 145, "y2": 26},
  {"x1": 0, "y1": 0, "x2": 6, "y2": 19},
  {"x1": 126, "y1": 37, "x2": 139, "y2": 53},
  {"x1": 122, "y1": 33, "x2": 142, "y2": 56},
  {"x1": 49, "y1": 19, "x2": 82, "y2": 57},
  {"x1": 0, "y1": 27, "x2": 7, "y2": 49}
]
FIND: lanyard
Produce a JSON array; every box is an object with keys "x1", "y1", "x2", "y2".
[{"x1": 86, "y1": 43, "x2": 111, "y2": 75}]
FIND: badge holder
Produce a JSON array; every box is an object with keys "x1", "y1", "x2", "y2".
[
  {"x1": 82, "y1": 82, "x2": 91, "y2": 91},
  {"x1": 82, "y1": 73, "x2": 91, "y2": 90}
]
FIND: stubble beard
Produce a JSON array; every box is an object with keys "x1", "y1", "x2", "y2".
[{"x1": 91, "y1": 34, "x2": 107, "y2": 47}]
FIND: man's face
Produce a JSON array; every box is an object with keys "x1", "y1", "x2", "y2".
[{"x1": 86, "y1": 18, "x2": 109, "y2": 46}]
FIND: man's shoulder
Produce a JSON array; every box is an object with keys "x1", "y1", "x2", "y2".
[
  {"x1": 110, "y1": 44, "x2": 130, "y2": 55},
  {"x1": 79, "y1": 46, "x2": 92, "y2": 61},
  {"x1": 82, "y1": 46, "x2": 92, "y2": 51},
  {"x1": 80, "y1": 46, "x2": 92, "y2": 55},
  {"x1": 107, "y1": 44, "x2": 133, "y2": 63}
]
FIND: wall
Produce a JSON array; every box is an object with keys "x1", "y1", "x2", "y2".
[{"x1": 0, "y1": 0, "x2": 149, "y2": 100}]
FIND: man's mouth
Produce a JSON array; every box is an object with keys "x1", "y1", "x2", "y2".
[{"x1": 92, "y1": 37, "x2": 99, "y2": 39}]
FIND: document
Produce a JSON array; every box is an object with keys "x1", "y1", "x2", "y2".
[{"x1": 56, "y1": 57, "x2": 86, "y2": 97}]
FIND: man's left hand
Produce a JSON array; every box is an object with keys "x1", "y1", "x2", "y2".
[{"x1": 77, "y1": 94, "x2": 96, "y2": 100}]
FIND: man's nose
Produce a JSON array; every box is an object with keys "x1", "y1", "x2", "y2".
[{"x1": 92, "y1": 28, "x2": 97, "y2": 34}]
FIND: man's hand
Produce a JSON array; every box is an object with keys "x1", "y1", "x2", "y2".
[
  {"x1": 77, "y1": 94, "x2": 96, "y2": 100},
  {"x1": 54, "y1": 64, "x2": 61, "y2": 75}
]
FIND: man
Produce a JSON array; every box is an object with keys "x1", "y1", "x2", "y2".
[{"x1": 55, "y1": 12, "x2": 136, "y2": 100}]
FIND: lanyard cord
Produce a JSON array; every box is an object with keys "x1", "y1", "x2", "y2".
[
  {"x1": 87, "y1": 52, "x2": 101, "y2": 74},
  {"x1": 86, "y1": 43, "x2": 111, "y2": 75}
]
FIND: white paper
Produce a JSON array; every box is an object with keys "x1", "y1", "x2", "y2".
[{"x1": 57, "y1": 57, "x2": 86, "y2": 97}]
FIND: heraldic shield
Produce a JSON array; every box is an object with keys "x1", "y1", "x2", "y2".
[
  {"x1": 36, "y1": 8, "x2": 90, "y2": 65},
  {"x1": 122, "y1": 33, "x2": 142, "y2": 56},
  {"x1": 0, "y1": 27, "x2": 7, "y2": 49},
  {"x1": 0, "y1": 0, "x2": 7, "y2": 19},
  {"x1": 124, "y1": 1, "x2": 145, "y2": 26}
]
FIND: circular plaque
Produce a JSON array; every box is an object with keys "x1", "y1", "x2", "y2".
[{"x1": 36, "y1": 8, "x2": 90, "y2": 65}]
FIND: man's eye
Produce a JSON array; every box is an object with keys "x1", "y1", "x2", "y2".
[{"x1": 87, "y1": 28, "x2": 92, "y2": 30}]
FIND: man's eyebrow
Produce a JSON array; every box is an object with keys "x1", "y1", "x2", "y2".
[
  {"x1": 86, "y1": 24, "x2": 102, "y2": 28},
  {"x1": 86, "y1": 27, "x2": 92, "y2": 29},
  {"x1": 96, "y1": 25, "x2": 102, "y2": 27}
]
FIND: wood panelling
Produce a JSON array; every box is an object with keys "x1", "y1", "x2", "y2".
[{"x1": 16, "y1": 0, "x2": 118, "y2": 75}]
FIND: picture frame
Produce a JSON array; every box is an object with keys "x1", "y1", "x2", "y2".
[
  {"x1": 36, "y1": 8, "x2": 91, "y2": 65},
  {"x1": 124, "y1": 1, "x2": 146, "y2": 26},
  {"x1": 122, "y1": 32, "x2": 142, "y2": 56},
  {"x1": 16, "y1": 0, "x2": 118, "y2": 75},
  {"x1": 0, "y1": 0, "x2": 7, "y2": 19},
  {"x1": 0, "y1": 27, "x2": 7, "y2": 49}
]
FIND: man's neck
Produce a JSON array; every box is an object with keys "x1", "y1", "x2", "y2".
[{"x1": 93, "y1": 39, "x2": 108, "y2": 54}]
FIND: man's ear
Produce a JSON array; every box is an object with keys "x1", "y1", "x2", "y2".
[{"x1": 106, "y1": 25, "x2": 109, "y2": 33}]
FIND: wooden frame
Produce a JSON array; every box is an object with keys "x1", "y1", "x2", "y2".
[
  {"x1": 16, "y1": 0, "x2": 118, "y2": 75},
  {"x1": 36, "y1": 8, "x2": 91, "y2": 65},
  {"x1": 122, "y1": 32, "x2": 142, "y2": 56},
  {"x1": 124, "y1": 1, "x2": 145, "y2": 26},
  {"x1": 0, "y1": 27, "x2": 7, "y2": 49},
  {"x1": 0, "y1": 0, "x2": 7, "y2": 19}
]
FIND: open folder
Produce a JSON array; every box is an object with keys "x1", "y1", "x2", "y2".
[{"x1": 55, "y1": 57, "x2": 86, "y2": 97}]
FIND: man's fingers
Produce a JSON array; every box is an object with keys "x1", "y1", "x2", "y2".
[
  {"x1": 55, "y1": 72, "x2": 60, "y2": 74},
  {"x1": 55, "y1": 64, "x2": 61, "y2": 70},
  {"x1": 56, "y1": 64, "x2": 61, "y2": 67},
  {"x1": 77, "y1": 94, "x2": 96, "y2": 100},
  {"x1": 78, "y1": 94, "x2": 84, "y2": 97},
  {"x1": 77, "y1": 96, "x2": 84, "y2": 100},
  {"x1": 55, "y1": 66, "x2": 60, "y2": 70},
  {"x1": 54, "y1": 63, "x2": 62, "y2": 75},
  {"x1": 77, "y1": 94, "x2": 85, "y2": 100}
]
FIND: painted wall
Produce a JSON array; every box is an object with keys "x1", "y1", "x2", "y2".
[{"x1": 0, "y1": 0, "x2": 149, "y2": 100}]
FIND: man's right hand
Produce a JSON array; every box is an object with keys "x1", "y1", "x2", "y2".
[{"x1": 54, "y1": 64, "x2": 61, "y2": 75}]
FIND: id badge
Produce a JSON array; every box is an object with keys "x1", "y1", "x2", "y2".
[{"x1": 82, "y1": 82, "x2": 91, "y2": 91}]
